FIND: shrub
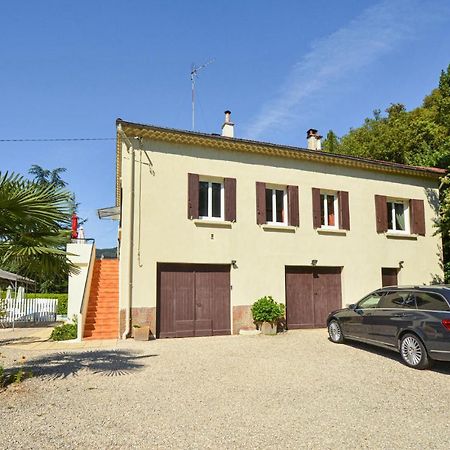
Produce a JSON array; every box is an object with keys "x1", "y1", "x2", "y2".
[
  {"x1": 0, "y1": 293, "x2": 68, "y2": 315},
  {"x1": 251, "y1": 296, "x2": 285, "y2": 324},
  {"x1": 50, "y1": 321, "x2": 77, "y2": 341}
]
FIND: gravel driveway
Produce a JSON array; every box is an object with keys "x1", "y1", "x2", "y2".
[{"x1": 1, "y1": 329, "x2": 449, "y2": 449}]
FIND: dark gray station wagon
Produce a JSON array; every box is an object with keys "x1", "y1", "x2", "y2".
[{"x1": 327, "y1": 286, "x2": 450, "y2": 369}]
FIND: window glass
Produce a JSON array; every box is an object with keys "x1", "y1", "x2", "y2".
[
  {"x1": 387, "y1": 202, "x2": 393, "y2": 230},
  {"x1": 395, "y1": 203, "x2": 405, "y2": 231},
  {"x1": 265, "y1": 189, "x2": 272, "y2": 222},
  {"x1": 378, "y1": 291, "x2": 414, "y2": 308},
  {"x1": 275, "y1": 189, "x2": 284, "y2": 223},
  {"x1": 212, "y1": 183, "x2": 221, "y2": 218},
  {"x1": 320, "y1": 193, "x2": 337, "y2": 227},
  {"x1": 265, "y1": 188, "x2": 286, "y2": 224},
  {"x1": 327, "y1": 195, "x2": 335, "y2": 226},
  {"x1": 320, "y1": 194, "x2": 325, "y2": 226},
  {"x1": 199, "y1": 181, "x2": 208, "y2": 217},
  {"x1": 357, "y1": 292, "x2": 384, "y2": 309},
  {"x1": 414, "y1": 292, "x2": 450, "y2": 311},
  {"x1": 387, "y1": 201, "x2": 407, "y2": 232}
]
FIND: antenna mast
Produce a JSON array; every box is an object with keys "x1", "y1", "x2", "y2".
[{"x1": 190, "y1": 58, "x2": 214, "y2": 130}]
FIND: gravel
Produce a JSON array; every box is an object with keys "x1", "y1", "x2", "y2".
[{"x1": 1, "y1": 329, "x2": 449, "y2": 449}]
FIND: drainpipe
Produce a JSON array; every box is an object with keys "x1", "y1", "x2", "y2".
[{"x1": 117, "y1": 124, "x2": 135, "y2": 340}]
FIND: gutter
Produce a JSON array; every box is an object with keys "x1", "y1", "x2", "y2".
[{"x1": 117, "y1": 124, "x2": 135, "y2": 340}]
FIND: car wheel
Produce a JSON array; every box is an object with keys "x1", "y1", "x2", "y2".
[
  {"x1": 328, "y1": 319, "x2": 344, "y2": 344},
  {"x1": 400, "y1": 333, "x2": 430, "y2": 370}
]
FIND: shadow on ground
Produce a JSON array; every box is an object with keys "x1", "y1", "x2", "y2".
[
  {"x1": 9, "y1": 350, "x2": 158, "y2": 380},
  {"x1": 0, "y1": 337, "x2": 48, "y2": 346},
  {"x1": 341, "y1": 339, "x2": 450, "y2": 375}
]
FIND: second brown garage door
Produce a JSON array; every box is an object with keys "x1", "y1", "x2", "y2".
[
  {"x1": 157, "y1": 264, "x2": 231, "y2": 338},
  {"x1": 285, "y1": 266, "x2": 342, "y2": 329}
]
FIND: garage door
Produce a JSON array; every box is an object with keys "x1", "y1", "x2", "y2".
[
  {"x1": 285, "y1": 266, "x2": 342, "y2": 329},
  {"x1": 157, "y1": 264, "x2": 231, "y2": 338}
]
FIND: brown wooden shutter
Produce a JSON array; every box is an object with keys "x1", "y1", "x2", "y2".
[
  {"x1": 224, "y1": 178, "x2": 237, "y2": 222},
  {"x1": 338, "y1": 191, "x2": 350, "y2": 230},
  {"x1": 287, "y1": 185, "x2": 299, "y2": 227},
  {"x1": 188, "y1": 173, "x2": 199, "y2": 219},
  {"x1": 256, "y1": 182, "x2": 266, "y2": 224},
  {"x1": 312, "y1": 188, "x2": 321, "y2": 229},
  {"x1": 374, "y1": 195, "x2": 388, "y2": 233},
  {"x1": 410, "y1": 199, "x2": 425, "y2": 236}
]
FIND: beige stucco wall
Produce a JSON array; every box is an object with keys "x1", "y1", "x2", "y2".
[{"x1": 119, "y1": 138, "x2": 442, "y2": 331}]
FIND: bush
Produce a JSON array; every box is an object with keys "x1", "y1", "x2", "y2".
[
  {"x1": 0, "y1": 293, "x2": 68, "y2": 315},
  {"x1": 50, "y1": 321, "x2": 77, "y2": 341},
  {"x1": 251, "y1": 296, "x2": 285, "y2": 324}
]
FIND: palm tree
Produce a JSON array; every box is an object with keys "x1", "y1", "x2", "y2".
[{"x1": 0, "y1": 172, "x2": 76, "y2": 280}]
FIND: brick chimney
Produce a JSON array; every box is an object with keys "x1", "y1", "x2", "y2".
[
  {"x1": 307, "y1": 129, "x2": 322, "y2": 150},
  {"x1": 221, "y1": 110, "x2": 234, "y2": 138}
]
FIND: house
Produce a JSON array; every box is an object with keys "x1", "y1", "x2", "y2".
[
  {"x1": 77, "y1": 112, "x2": 445, "y2": 340},
  {"x1": 110, "y1": 112, "x2": 446, "y2": 339}
]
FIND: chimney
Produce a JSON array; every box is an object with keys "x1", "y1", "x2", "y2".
[
  {"x1": 221, "y1": 110, "x2": 234, "y2": 138},
  {"x1": 306, "y1": 128, "x2": 322, "y2": 150}
]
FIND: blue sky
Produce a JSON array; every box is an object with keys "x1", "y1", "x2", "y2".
[{"x1": 2, "y1": 0, "x2": 450, "y2": 247}]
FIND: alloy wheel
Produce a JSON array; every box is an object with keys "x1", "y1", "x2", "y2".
[
  {"x1": 401, "y1": 336, "x2": 423, "y2": 366},
  {"x1": 329, "y1": 321, "x2": 341, "y2": 342}
]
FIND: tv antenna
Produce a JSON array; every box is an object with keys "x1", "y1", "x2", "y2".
[{"x1": 190, "y1": 58, "x2": 214, "y2": 130}]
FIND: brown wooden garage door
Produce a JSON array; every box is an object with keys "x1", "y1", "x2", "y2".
[
  {"x1": 285, "y1": 266, "x2": 342, "y2": 329},
  {"x1": 157, "y1": 264, "x2": 231, "y2": 338}
]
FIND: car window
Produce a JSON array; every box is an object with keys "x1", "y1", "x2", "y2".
[
  {"x1": 414, "y1": 292, "x2": 450, "y2": 311},
  {"x1": 357, "y1": 292, "x2": 384, "y2": 309},
  {"x1": 378, "y1": 291, "x2": 415, "y2": 309}
]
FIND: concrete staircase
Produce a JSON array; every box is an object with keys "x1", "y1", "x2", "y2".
[{"x1": 83, "y1": 259, "x2": 119, "y2": 340}]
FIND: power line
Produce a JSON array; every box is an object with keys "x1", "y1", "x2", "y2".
[{"x1": 0, "y1": 137, "x2": 115, "y2": 143}]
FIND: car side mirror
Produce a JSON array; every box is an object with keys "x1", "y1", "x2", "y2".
[{"x1": 348, "y1": 303, "x2": 357, "y2": 310}]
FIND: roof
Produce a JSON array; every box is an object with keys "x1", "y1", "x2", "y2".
[
  {"x1": 115, "y1": 119, "x2": 446, "y2": 207},
  {"x1": 0, "y1": 269, "x2": 35, "y2": 285}
]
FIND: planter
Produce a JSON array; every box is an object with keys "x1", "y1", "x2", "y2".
[
  {"x1": 261, "y1": 322, "x2": 277, "y2": 335},
  {"x1": 133, "y1": 325, "x2": 150, "y2": 341}
]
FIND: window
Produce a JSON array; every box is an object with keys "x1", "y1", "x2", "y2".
[
  {"x1": 414, "y1": 292, "x2": 450, "y2": 311},
  {"x1": 387, "y1": 200, "x2": 409, "y2": 233},
  {"x1": 320, "y1": 192, "x2": 338, "y2": 228},
  {"x1": 199, "y1": 180, "x2": 224, "y2": 220},
  {"x1": 357, "y1": 292, "x2": 384, "y2": 309},
  {"x1": 265, "y1": 187, "x2": 287, "y2": 225},
  {"x1": 378, "y1": 292, "x2": 415, "y2": 309}
]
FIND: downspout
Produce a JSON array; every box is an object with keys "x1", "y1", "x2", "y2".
[{"x1": 117, "y1": 124, "x2": 135, "y2": 340}]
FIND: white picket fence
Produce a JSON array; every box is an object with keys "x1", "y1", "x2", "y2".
[{"x1": 0, "y1": 296, "x2": 58, "y2": 324}]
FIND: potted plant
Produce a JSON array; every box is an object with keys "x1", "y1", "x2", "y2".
[
  {"x1": 133, "y1": 324, "x2": 150, "y2": 341},
  {"x1": 251, "y1": 296, "x2": 285, "y2": 335}
]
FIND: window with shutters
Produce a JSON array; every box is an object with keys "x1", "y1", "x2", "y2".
[
  {"x1": 265, "y1": 186, "x2": 287, "y2": 225},
  {"x1": 320, "y1": 191, "x2": 339, "y2": 229},
  {"x1": 256, "y1": 182, "x2": 298, "y2": 227},
  {"x1": 199, "y1": 178, "x2": 224, "y2": 220},
  {"x1": 312, "y1": 188, "x2": 349, "y2": 231},
  {"x1": 387, "y1": 199, "x2": 409, "y2": 233}
]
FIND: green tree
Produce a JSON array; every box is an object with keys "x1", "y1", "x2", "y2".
[
  {"x1": 0, "y1": 172, "x2": 76, "y2": 287},
  {"x1": 29, "y1": 165, "x2": 67, "y2": 188},
  {"x1": 323, "y1": 64, "x2": 450, "y2": 280}
]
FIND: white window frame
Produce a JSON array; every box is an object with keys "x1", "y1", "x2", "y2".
[
  {"x1": 266, "y1": 185, "x2": 288, "y2": 225},
  {"x1": 199, "y1": 177, "x2": 224, "y2": 221},
  {"x1": 387, "y1": 198, "x2": 409, "y2": 234},
  {"x1": 320, "y1": 191, "x2": 339, "y2": 229}
]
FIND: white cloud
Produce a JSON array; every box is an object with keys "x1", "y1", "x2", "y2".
[{"x1": 245, "y1": 0, "x2": 449, "y2": 140}]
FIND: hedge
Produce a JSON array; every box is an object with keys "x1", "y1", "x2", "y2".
[{"x1": 0, "y1": 292, "x2": 68, "y2": 315}]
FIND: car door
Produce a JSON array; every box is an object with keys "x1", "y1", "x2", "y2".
[
  {"x1": 342, "y1": 291, "x2": 384, "y2": 339},
  {"x1": 368, "y1": 291, "x2": 416, "y2": 347}
]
